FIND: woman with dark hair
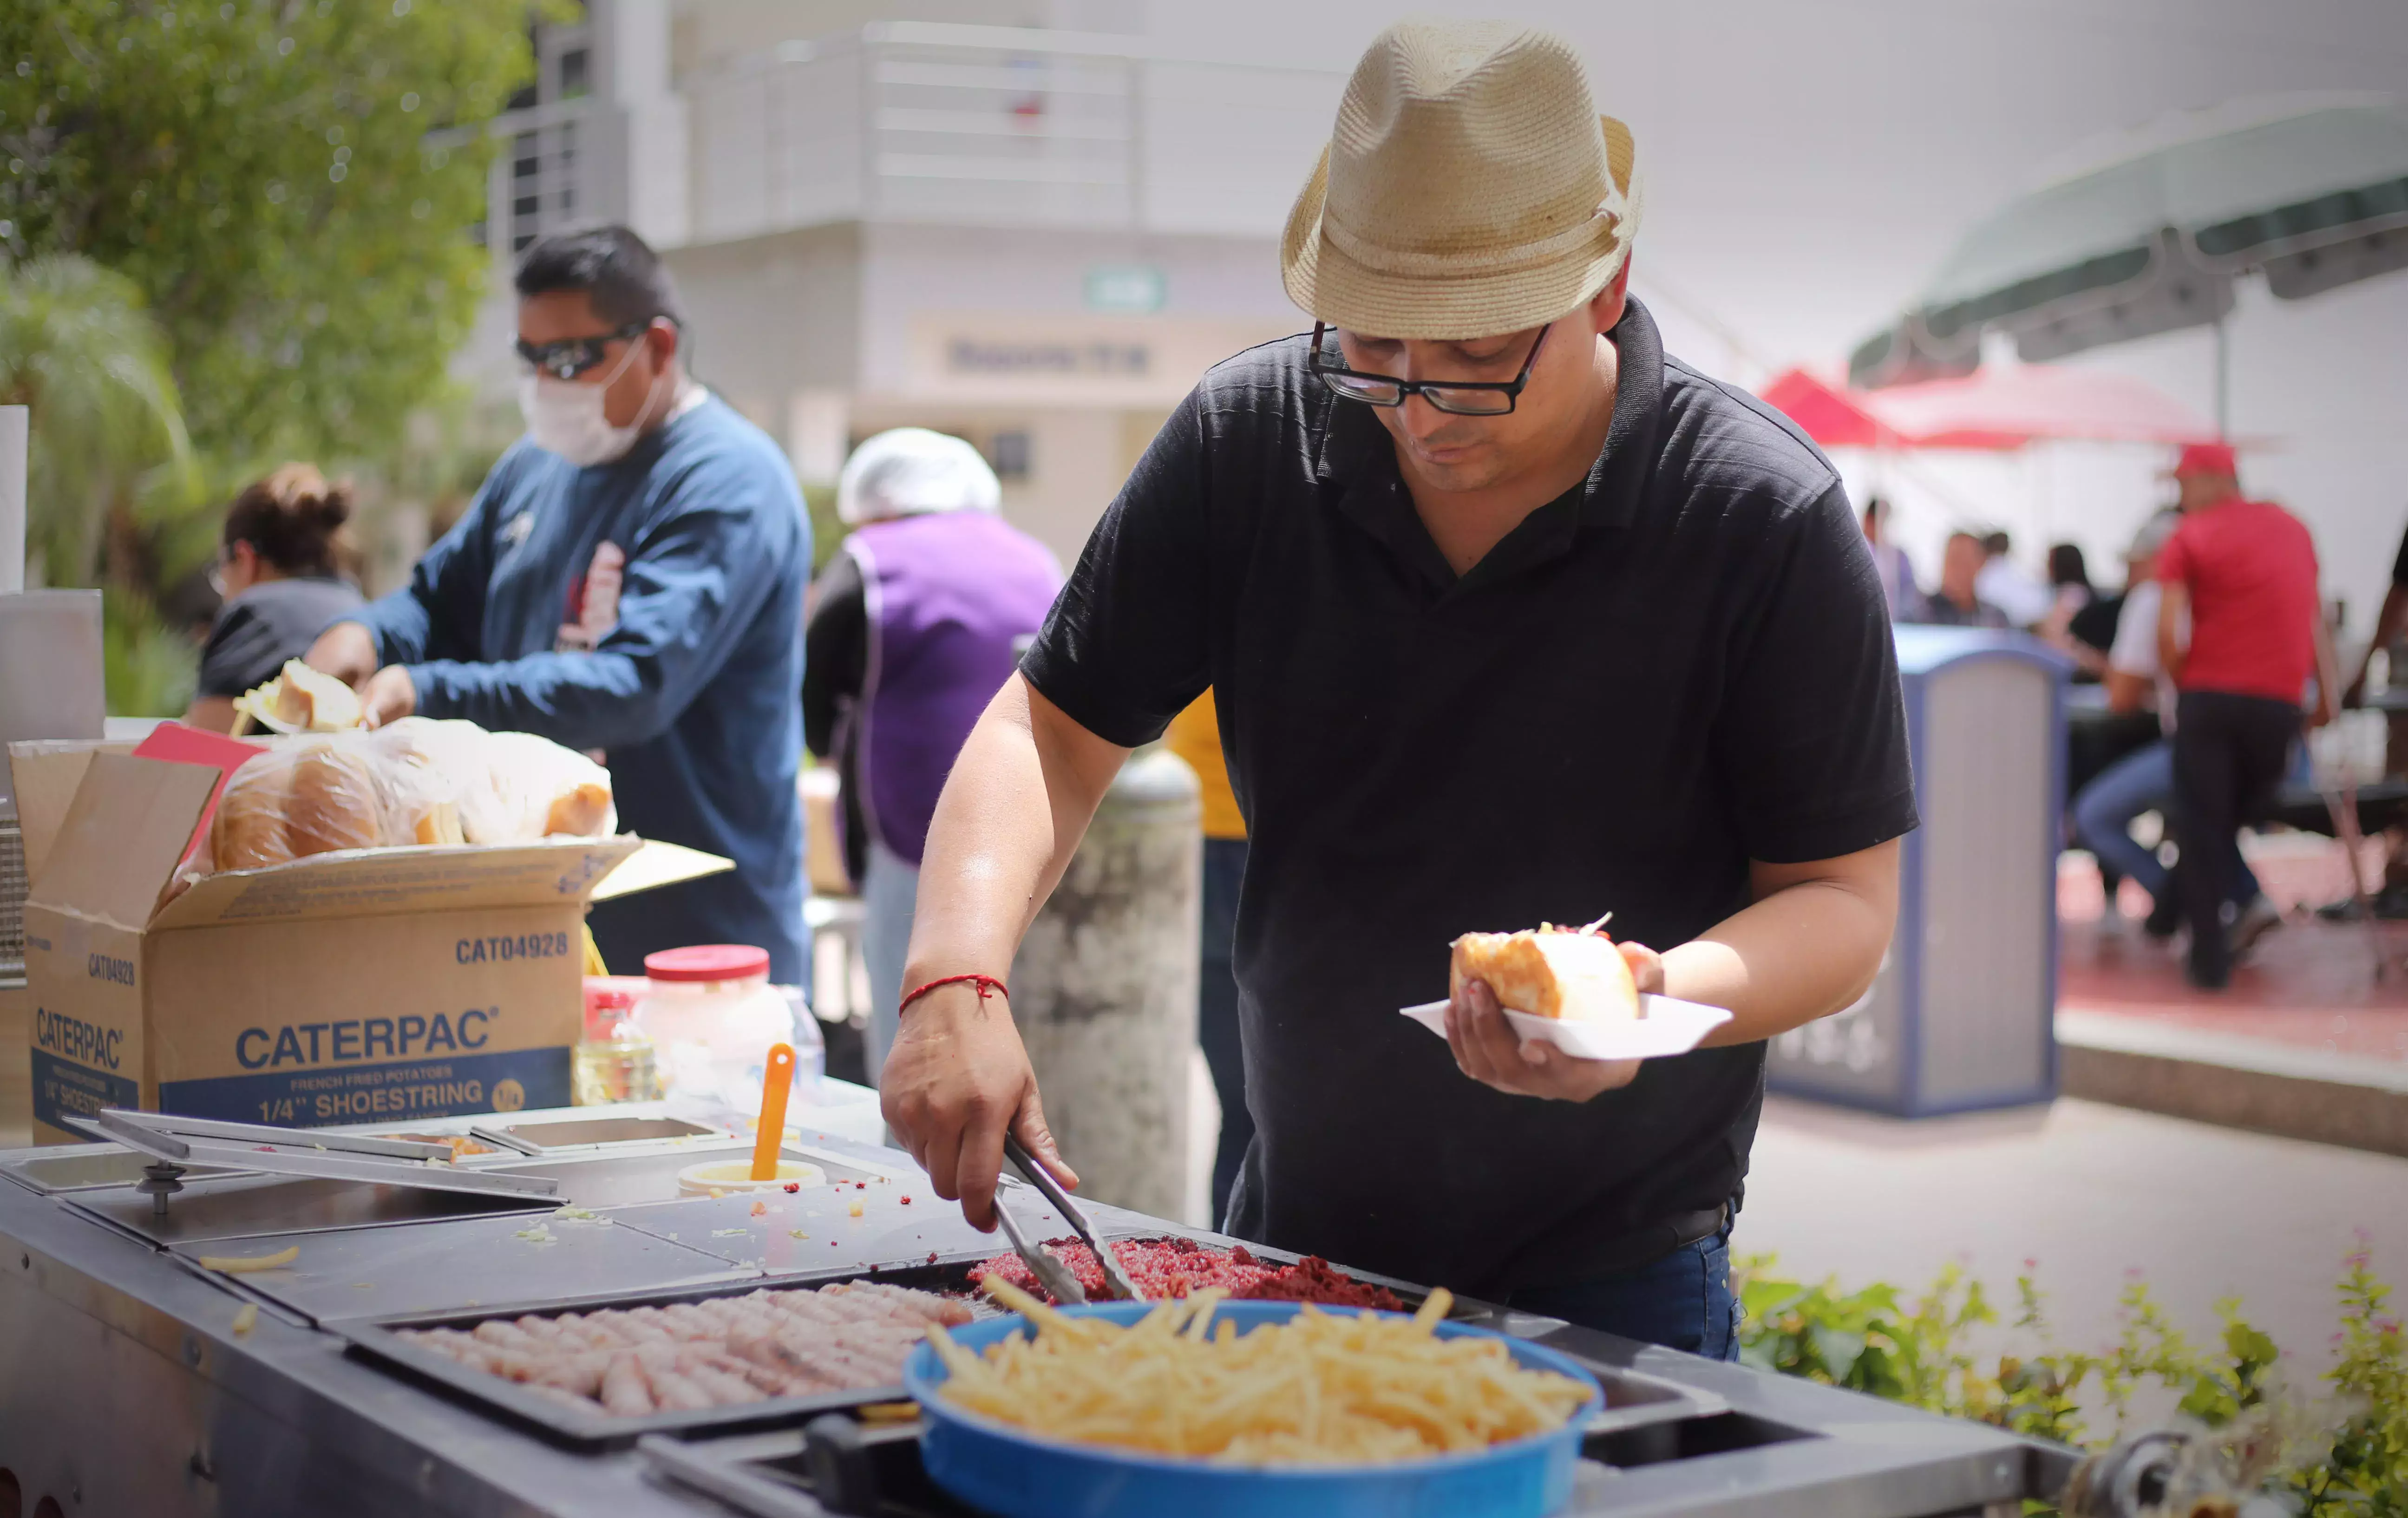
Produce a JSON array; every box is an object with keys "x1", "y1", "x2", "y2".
[
  {"x1": 182, "y1": 463, "x2": 365, "y2": 732},
  {"x1": 2048, "y1": 542, "x2": 2091, "y2": 595},
  {"x1": 2041, "y1": 539, "x2": 2117, "y2": 679}
]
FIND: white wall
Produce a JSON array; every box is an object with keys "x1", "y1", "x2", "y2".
[{"x1": 1139, "y1": 0, "x2": 2408, "y2": 628}]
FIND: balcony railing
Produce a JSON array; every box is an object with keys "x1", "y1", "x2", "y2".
[
  {"x1": 456, "y1": 25, "x2": 1342, "y2": 260},
  {"x1": 477, "y1": 97, "x2": 593, "y2": 256},
  {"x1": 687, "y1": 23, "x2": 1345, "y2": 243}
]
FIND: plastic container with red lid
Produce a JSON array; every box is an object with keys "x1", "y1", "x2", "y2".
[
  {"x1": 643, "y1": 944, "x2": 773, "y2": 983},
  {"x1": 634, "y1": 943, "x2": 816, "y2": 1112}
]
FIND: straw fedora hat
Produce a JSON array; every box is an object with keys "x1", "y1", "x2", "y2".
[{"x1": 1282, "y1": 20, "x2": 1641, "y2": 340}]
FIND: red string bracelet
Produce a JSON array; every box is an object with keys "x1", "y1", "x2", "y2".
[{"x1": 898, "y1": 973, "x2": 1009, "y2": 1017}]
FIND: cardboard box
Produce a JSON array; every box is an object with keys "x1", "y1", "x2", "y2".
[
  {"x1": 0, "y1": 980, "x2": 28, "y2": 1149},
  {"x1": 18, "y1": 747, "x2": 647, "y2": 1143}
]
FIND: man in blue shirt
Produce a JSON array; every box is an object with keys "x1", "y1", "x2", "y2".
[{"x1": 308, "y1": 226, "x2": 810, "y2": 979}]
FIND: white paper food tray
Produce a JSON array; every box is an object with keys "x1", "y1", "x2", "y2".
[{"x1": 1399, "y1": 995, "x2": 1733, "y2": 1061}]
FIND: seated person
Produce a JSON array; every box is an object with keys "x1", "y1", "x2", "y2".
[
  {"x1": 1924, "y1": 531, "x2": 2010, "y2": 628},
  {"x1": 183, "y1": 464, "x2": 365, "y2": 733},
  {"x1": 2330, "y1": 510, "x2": 2408, "y2": 920},
  {"x1": 1974, "y1": 529, "x2": 2055, "y2": 629},
  {"x1": 2071, "y1": 511, "x2": 2273, "y2": 952},
  {"x1": 1860, "y1": 496, "x2": 1927, "y2": 622},
  {"x1": 2061, "y1": 542, "x2": 2125, "y2": 667},
  {"x1": 307, "y1": 225, "x2": 812, "y2": 979},
  {"x1": 2042, "y1": 542, "x2": 2113, "y2": 679}
]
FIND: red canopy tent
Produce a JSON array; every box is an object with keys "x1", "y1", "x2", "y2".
[{"x1": 1758, "y1": 365, "x2": 2221, "y2": 451}]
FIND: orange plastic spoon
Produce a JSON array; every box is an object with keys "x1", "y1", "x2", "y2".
[{"x1": 751, "y1": 1043, "x2": 796, "y2": 1181}]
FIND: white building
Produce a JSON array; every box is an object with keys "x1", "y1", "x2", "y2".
[{"x1": 468, "y1": 1, "x2": 1343, "y2": 564}]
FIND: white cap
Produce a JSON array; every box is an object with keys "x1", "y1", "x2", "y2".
[{"x1": 836, "y1": 428, "x2": 1001, "y2": 526}]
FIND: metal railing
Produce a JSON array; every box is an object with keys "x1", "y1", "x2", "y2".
[
  {"x1": 687, "y1": 23, "x2": 1343, "y2": 244},
  {"x1": 479, "y1": 98, "x2": 594, "y2": 256},
  {"x1": 453, "y1": 24, "x2": 1342, "y2": 257}
]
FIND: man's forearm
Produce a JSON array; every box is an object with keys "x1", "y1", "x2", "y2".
[
  {"x1": 1672, "y1": 840, "x2": 1902, "y2": 1046},
  {"x1": 902, "y1": 675, "x2": 1129, "y2": 988}
]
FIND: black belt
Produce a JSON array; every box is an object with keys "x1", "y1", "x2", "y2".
[{"x1": 1587, "y1": 1203, "x2": 1730, "y2": 1277}]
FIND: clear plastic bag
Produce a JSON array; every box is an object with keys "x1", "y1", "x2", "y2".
[
  {"x1": 178, "y1": 721, "x2": 614, "y2": 884},
  {"x1": 368, "y1": 718, "x2": 615, "y2": 844},
  {"x1": 203, "y1": 731, "x2": 462, "y2": 874}
]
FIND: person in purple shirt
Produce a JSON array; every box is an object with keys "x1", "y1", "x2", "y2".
[{"x1": 802, "y1": 429, "x2": 1063, "y2": 1078}]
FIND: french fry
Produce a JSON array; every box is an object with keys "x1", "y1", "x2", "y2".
[
  {"x1": 197, "y1": 1245, "x2": 300, "y2": 1273},
  {"x1": 933, "y1": 1296, "x2": 1587, "y2": 1466}
]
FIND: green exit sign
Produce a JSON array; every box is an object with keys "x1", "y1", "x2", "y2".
[{"x1": 1084, "y1": 265, "x2": 1165, "y2": 313}]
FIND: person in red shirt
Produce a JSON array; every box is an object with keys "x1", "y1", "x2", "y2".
[{"x1": 2154, "y1": 442, "x2": 2342, "y2": 987}]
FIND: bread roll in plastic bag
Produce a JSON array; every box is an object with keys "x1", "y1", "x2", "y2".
[
  {"x1": 203, "y1": 732, "x2": 458, "y2": 874},
  {"x1": 484, "y1": 730, "x2": 616, "y2": 840},
  {"x1": 371, "y1": 718, "x2": 615, "y2": 844}
]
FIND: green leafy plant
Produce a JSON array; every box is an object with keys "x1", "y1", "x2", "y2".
[
  {"x1": 1734, "y1": 1247, "x2": 2407, "y2": 1516},
  {"x1": 1, "y1": 0, "x2": 555, "y2": 711},
  {"x1": 2284, "y1": 1244, "x2": 2408, "y2": 1517},
  {"x1": 0, "y1": 253, "x2": 194, "y2": 586},
  {"x1": 0, "y1": 0, "x2": 549, "y2": 469},
  {"x1": 103, "y1": 587, "x2": 197, "y2": 716}
]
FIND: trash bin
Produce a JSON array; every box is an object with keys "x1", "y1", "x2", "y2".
[{"x1": 1767, "y1": 627, "x2": 2068, "y2": 1115}]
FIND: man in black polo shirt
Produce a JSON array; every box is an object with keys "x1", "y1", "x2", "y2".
[{"x1": 882, "y1": 20, "x2": 1915, "y2": 1357}]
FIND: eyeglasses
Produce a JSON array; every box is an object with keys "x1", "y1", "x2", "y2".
[
  {"x1": 514, "y1": 320, "x2": 659, "y2": 380},
  {"x1": 1308, "y1": 321, "x2": 1550, "y2": 415}
]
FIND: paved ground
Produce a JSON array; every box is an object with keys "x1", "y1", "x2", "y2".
[
  {"x1": 2060, "y1": 835, "x2": 2408, "y2": 1063},
  {"x1": 1738, "y1": 1093, "x2": 2408, "y2": 1405}
]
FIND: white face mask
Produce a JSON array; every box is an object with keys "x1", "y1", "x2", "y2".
[{"x1": 517, "y1": 334, "x2": 666, "y2": 467}]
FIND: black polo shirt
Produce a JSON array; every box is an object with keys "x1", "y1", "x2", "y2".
[{"x1": 1020, "y1": 299, "x2": 1917, "y2": 1296}]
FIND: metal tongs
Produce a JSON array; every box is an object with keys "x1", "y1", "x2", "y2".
[
  {"x1": 991, "y1": 1188, "x2": 1087, "y2": 1306},
  {"x1": 1003, "y1": 1131, "x2": 1143, "y2": 1302}
]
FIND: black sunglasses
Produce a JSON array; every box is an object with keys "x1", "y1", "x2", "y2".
[
  {"x1": 1308, "y1": 321, "x2": 1551, "y2": 415},
  {"x1": 514, "y1": 320, "x2": 660, "y2": 380}
]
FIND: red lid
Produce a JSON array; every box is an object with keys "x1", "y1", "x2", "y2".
[
  {"x1": 644, "y1": 944, "x2": 772, "y2": 983},
  {"x1": 582, "y1": 975, "x2": 648, "y2": 1038}
]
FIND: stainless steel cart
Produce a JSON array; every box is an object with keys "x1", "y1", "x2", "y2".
[{"x1": 0, "y1": 1102, "x2": 2070, "y2": 1518}]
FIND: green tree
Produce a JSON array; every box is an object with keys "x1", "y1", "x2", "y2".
[
  {"x1": 0, "y1": 253, "x2": 191, "y2": 587},
  {"x1": 0, "y1": 253, "x2": 203, "y2": 713},
  {"x1": 0, "y1": 0, "x2": 551, "y2": 712},
  {"x1": 0, "y1": 0, "x2": 543, "y2": 469}
]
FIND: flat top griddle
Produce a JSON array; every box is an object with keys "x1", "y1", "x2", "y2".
[
  {"x1": 176, "y1": 1208, "x2": 765, "y2": 1323},
  {"x1": 338, "y1": 1252, "x2": 1015, "y2": 1449},
  {"x1": 333, "y1": 1235, "x2": 1476, "y2": 1453}
]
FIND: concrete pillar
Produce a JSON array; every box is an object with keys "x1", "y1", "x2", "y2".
[
  {"x1": 1012, "y1": 748, "x2": 1200, "y2": 1221},
  {"x1": 588, "y1": 0, "x2": 690, "y2": 249}
]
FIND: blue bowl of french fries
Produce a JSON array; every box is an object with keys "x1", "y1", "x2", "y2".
[{"x1": 903, "y1": 1286, "x2": 1604, "y2": 1518}]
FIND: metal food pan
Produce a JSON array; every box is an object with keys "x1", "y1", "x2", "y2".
[
  {"x1": 335, "y1": 1233, "x2": 1446, "y2": 1449},
  {"x1": 337, "y1": 1252, "x2": 1011, "y2": 1450},
  {"x1": 490, "y1": 1114, "x2": 723, "y2": 1149},
  {"x1": 483, "y1": 1140, "x2": 903, "y2": 1210}
]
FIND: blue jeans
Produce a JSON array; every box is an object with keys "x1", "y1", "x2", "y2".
[
  {"x1": 2071, "y1": 739, "x2": 2258, "y2": 909},
  {"x1": 860, "y1": 838, "x2": 918, "y2": 1085},
  {"x1": 1501, "y1": 1227, "x2": 1742, "y2": 1361},
  {"x1": 1198, "y1": 838, "x2": 1252, "y2": 1222}
]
